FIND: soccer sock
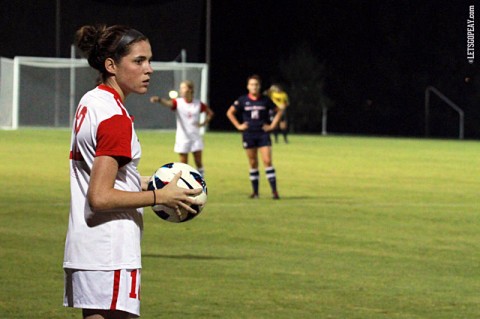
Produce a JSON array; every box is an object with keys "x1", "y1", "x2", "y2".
[
  {"x1": 197, "y1": 167, "x2": 205, "y2": 177},
  {"x1": 249, "y1": 168, "x2": 259, "y2": 194},
  {"x1": 265, "y1": 166, "x2": 277, "y2": 193}
]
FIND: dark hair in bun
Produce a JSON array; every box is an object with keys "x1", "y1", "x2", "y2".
[{"x1": 75, "y1": 24, "x2": 148, "y2": 82}]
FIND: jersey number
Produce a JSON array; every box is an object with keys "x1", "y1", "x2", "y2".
[
  {"x1": 251, "y1": 110, "x2": 259, "y2": 120},
  {"x1": 74, "y1": 105, "x2": 87, "y2": 133}
]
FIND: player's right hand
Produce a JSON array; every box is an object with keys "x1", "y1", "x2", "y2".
[
  {"x1": 159, "y1": 172, "x2": 201, "y2": 214},
  {"x1": 237, "y1": 122, "x2": 248, "y2": 131},
  {"x1": 149, "y1": 96, "x2": 160, "y2": 103}
]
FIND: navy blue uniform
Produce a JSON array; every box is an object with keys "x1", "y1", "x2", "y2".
[{"x1": 233, "y1": 94, "x2": 277, "y2": 149}]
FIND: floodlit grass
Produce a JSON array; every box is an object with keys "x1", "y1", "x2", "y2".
[{"x1": 0, "y1": 129, "x2": 479, "y2": 318}]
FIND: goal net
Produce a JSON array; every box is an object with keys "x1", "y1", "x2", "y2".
[{"x1": 0, "y1": 56, "x2": 208, "y2": 130}]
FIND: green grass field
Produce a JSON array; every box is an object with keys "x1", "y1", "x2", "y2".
[{"x1": 0, "y1": 129, "x2": 479, "y2": 318}]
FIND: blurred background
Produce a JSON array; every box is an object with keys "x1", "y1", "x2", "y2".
[{"x1": 0, "y1": 0, "x2": 477, "y2": 138}]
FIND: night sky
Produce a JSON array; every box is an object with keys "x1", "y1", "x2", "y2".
[
  {"x1": 208, "y1": 1, "x2": 477, "y2": 138},
  {"x1": 0, "y1": 0, "x2": 478, "y2": 138}
]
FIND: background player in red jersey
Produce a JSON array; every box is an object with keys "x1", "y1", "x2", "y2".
[
  {"x1": 150, "y1": 80, "x2": 214, "y2": 177},
  {"x1": 226, "y1": 74, "x2": 283, "y2": 199}
]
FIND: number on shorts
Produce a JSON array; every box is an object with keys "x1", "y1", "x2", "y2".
[{"x1": 129, "y1": 269, "x2": 139, "y2": 299}]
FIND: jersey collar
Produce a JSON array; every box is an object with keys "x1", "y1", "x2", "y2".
[{"x1": 98, "y1": 84, "x2": 123, "y2": 103}]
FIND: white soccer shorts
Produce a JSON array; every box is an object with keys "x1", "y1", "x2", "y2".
[
  {"x1": 174, "y1": 138, "x2": 204, "y2": 154},
  {"x1": 64, "y1": 268, "x2": 141, "y2": 317}
]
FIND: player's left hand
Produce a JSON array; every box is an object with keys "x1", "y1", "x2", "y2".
[
  {"x1": 262, "y1": 124, "x2": 274, "y2": 132},
  {"x1": 149, "y1": 96, "x2": 160, "y2": 103}
]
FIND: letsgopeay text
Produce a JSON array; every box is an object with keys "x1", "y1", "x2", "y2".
[{"x1": 467, "y1": 5, "x2": 474, "y2": 63}]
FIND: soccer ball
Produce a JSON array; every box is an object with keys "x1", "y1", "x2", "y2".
[{"x1": 147, "y1": 162, "x2": 207, "y2": 223}]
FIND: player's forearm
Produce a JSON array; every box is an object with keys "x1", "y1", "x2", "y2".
[
  {"x1": 141, "y1": 175, "x2": 151, "y2": 191},
  {"x1": 88, "y1": 188, "x2": 156, "y2": 213},
  {"x1": 227, "y1": 116, "x2": 241, "y2": 129},
  {"x1": 150, "y1": 96, "x2": 173, "y2": 107},
  {"x1": 226, "y1": 109, "x2": 240, "y2": 129},
  {"x1": 203, "y1": 112, "x2": 214, "y2": 125},
  {"x1": 271, "y1": 109, "x2": 284, "y2": 128},
  {"x1": 159, "y1": 98, "x2": 173, "y2": 107}
]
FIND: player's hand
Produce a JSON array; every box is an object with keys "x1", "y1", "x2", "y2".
[
  {"x1": 157, "y1": 172, "x2": 202, "y2": 214},
  {"x1": 150, "y1": 96, "x2": 160, "y2": 103},
  {"x1": 262, "y1": 124, "x2": 274, "y2": 132},
  {"x1": 237, "y1": 122, "x2": 248, "y2": 131}
]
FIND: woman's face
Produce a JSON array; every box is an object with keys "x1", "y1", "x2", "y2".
[
  {"x1": 115, "y1": 40, "x2": 153, "y2": 97},
  {"x1": 247, "y1": 78, "x2": 261, "y2": 96},
  {"x1": 179, "y1": 82, "x2": 193, "y2": 98}
]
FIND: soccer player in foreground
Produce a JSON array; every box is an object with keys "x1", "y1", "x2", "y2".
[
  {"x1": 150, "y1": 80, "x2": 214, "y2": 177},
  {"x1": 226, "y1": 74, "x2": 284, "y2": 199},
  {"x1": 63, "y1": 24, "x2": 201, "y2": 319}
]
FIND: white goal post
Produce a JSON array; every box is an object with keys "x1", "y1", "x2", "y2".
[{"x1": 0, "y1": 56, "x2": 208, "y2": 130}]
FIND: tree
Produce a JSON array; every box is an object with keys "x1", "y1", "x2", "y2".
[{"x1": 279, "y1": 43, "x2": 333, "y2": 133}]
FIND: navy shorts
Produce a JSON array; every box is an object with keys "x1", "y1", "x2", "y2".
[{"x1": 242, "y1": 133, "x2": 272, "y2": 149}]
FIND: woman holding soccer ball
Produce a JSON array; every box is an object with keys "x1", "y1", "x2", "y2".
[
  {"x1": 226, "y1": 74, "x2": 284, "y2": 199},
  {"x1": 63, "y1": 25, "x2": 201, "y2": 319}
]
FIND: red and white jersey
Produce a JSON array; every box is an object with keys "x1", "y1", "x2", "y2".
[
  {"x1": 171, "y1": 98, "x2": 207, "y2": 142},
  {"x1": 64, "y1": 84, "x2": 143, "y2": 271}
]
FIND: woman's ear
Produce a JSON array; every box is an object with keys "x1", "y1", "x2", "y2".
[{"x1": 104, "y1": 58, "x2": 116, "y2": 74}]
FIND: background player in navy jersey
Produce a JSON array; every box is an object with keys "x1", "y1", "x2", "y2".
[{"x1": 226, "y1": 74, "x2": 284, "y2": 199}]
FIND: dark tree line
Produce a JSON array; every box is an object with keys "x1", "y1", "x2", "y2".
[{"x1": 276, "y1": 1, "x2": 479, "y2": 139}]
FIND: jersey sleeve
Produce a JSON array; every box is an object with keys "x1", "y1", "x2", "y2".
[
  {"x1": 96, "y1": 114, "x2": 133, "y2": 166},
  {"x1": 171, "y1": 99, "x2": 178, "y2": 111},
  {"x1": 233, "y1": 98, "x2": 243, "y2": 112}
]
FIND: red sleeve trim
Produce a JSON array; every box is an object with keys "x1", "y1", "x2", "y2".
[{"x1": 171, "y1": 99, "x2": 178, "y2": 111}]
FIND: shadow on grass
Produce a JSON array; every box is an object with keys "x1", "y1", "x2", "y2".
[
  {"x1": 143, "y1": 254, "x2": 241, "y2": 260},
  {"x1": 276, "y1": 195, "x2": 319, "y2": 200}
]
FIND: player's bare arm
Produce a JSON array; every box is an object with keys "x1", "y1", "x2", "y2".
[
  {"x1": 150, "y1": 96, "x2": 174, "y2": 107},
  {"x1": 87, "y1": 156, "x2": 200, "y2": 213},
  {"x1": 226, "y1": 105, "x2": 248, "y2": 131},
  {"x1": 141, "y1": 176, "x2": 151, "y2": 191},
  {"x1": 263, "y1": 108, "x2": 284, "y2": 132},
  {"x1": 198, "y1": 105, "x2": 215, "y2": 127}
]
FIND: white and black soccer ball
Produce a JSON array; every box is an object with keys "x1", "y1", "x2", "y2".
[{"x1": 147, "y1": 162, "x2": 207, "y2": 223}]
